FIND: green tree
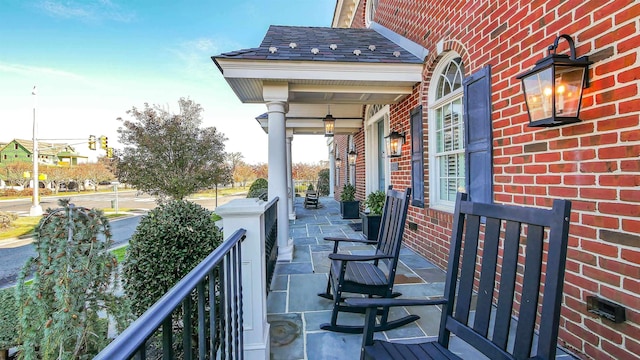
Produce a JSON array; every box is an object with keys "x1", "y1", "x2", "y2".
[
  {"x1": 16, "y1": 199, "x2": 130, "y2": 359},
  {"x1": 115, "y1": 98, "x2": 230, "y2": 200}
]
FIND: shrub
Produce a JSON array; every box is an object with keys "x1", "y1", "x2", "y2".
[
  {"x1": 307, "y1": 183, "x2": 314, "y2": 191},
  {"x1": 247, "y1": 178, "x2": 268, "y2": 201},
  {"x1": 317, "y1": 168, "x2": 330, "y2": 196},
  {"x1": 340, "y1": 183, "x2": 356, "y2": 202},
  {"x1": 0, "y1": 211, "x2": 18, "y2": 229},
  {"x1": 0, "y1": 287, "x2": 18, "y2": 350},
  {"x1": 16, "y1": 199, "x2": 130, "y2": 359},
  {"x1": 365, "y1": 190, "x2": 386, "y2": 215},
  {"x1": 123, "y1": 200, "x2": 223, "y2": 316},
  {"x1": 0, "y1": 189, "x2": 20, "y2": 198}
]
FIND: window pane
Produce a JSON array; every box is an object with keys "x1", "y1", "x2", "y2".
[{"x1": 432, "y1": 57, "x2": 465, "y2": 206}]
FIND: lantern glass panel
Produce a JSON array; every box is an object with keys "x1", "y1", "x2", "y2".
[
  {"x1": 522, "y1": 67, "x2": 554, "y2": 122},
  {"x1": 323, "y1": 116, "x2": 335, "y2": 137},
  {"x1": 555, "y1": 66, "x2": 585, "y2": 117}
]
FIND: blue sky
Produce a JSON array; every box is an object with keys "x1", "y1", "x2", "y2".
[{"x1": 0, "y1": 0, "x2": 336, "y2": 163}]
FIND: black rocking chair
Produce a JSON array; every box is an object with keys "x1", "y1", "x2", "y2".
[
  {"x1": 318, "y1": 187, "x2": 413, "y2": 334},
  {"x1": 347, "y1": 192, "x2": 572, "y2": 360}
]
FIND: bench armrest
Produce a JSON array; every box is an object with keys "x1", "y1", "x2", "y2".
[
  {"x1": 345, "y1": 297, "x2": 447, "y2": 308},
  {"x1": 323, "y1": 236, "x2": 377, "y2": 245},
  {"x1": 328, "y1": 253, "x2": 392, "y2": 262}
]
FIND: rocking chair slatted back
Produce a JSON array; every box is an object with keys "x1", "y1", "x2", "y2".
[
  {"x1": 350, "y1": 192, "x2": 572, "y2": 360},
  {"x1": 375, "y1": 187, "x2": 411, "y2": 276},
  {"x1": 441, "y1": 193, "x2": 572, "y2": 359}
]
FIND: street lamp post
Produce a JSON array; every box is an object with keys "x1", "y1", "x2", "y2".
[{"x1": 30, "y1": 86, "x2": 43, "y2": 217}]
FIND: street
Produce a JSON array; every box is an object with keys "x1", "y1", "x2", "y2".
[{"x1": 0, "y1": 190, "x2": 247, "y2": 288}]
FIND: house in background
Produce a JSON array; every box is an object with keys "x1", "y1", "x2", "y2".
[
  {"x1": 0, "y1": 139, "x2": 87, "y2": 166},
  {"x1": 214, "y1": 1, "x2": 638, "y2": 358}
]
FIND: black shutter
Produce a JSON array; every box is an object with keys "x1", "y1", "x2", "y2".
[
  {"x1": 410, "y1": 106, "x2": 424, "y2": 207},
  {"x1": 463, "y1": 65, "x2": 493, "y2": 204}
]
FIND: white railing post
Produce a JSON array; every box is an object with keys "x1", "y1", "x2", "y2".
[{"x1": 216, "y1": 198, "x2": 270, "y2": 360}]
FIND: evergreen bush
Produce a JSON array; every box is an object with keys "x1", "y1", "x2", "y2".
[
  {"x1": 0, "y1": 287, "x2": 18, "y2": 351},
  {"x1": 16, "y1": 199, "x2": 130, "y2": 359},
  {"x1": 247, "y1": 178, "x2": 268, "y2": 201},
  {"x1": 123, "y1": 200, "x2": 223, "y2": 316}
]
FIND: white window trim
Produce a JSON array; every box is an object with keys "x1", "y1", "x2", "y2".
[
  {"x1": 428, "y1": 52, "x2": 464, "y2": 213},
  {"x1": 364, "y1": 104, "x2": 390, "y2": 195},
  {"x1": 364, "y1": 0, "x2": 378, "y2": 28}
]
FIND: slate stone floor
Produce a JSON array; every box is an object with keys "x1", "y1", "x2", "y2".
[{"x1": 267, "y1": 196, "x2": 575, "y2": 360}]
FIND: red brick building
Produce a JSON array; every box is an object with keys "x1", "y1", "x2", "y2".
[
  {"x1": 215, "y1": 1, "x2": 638, "y2": 358},
  {"x1": 332, "y1": 1, "x2": 639, "y2": 359}
]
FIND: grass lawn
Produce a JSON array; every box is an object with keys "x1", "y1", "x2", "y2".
[
  {"x1": 194, "y1": 186, "x2": 249, "y2": 198},
  {"x1": 0, "y1": 217, "x2": 40, "y2": 240},
  {"x1": 111, "y1": 246, "x2": 128, "y2": 262}
]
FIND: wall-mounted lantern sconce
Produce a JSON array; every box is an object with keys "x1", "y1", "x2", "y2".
[
  {"x1": 348, "y1": 149, "x2": 357, "y2": 166},
  {"x1": 335, "y1": 156, "x2": 342, "y2": 169},
  {"x1": 516, "y1": 34, "x2": 592, "y2": 127},
  {"x1": 384, "y1": 130, "x2": 405, "y2": 158},
  {"x1": 323, "y1": 113, "x2": 335, "y2": 137}
]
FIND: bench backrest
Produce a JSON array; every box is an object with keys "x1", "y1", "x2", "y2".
[
  {"x1": 440, "y1": 192, "x2": 572, "y2": 360},
  {"x1": 375, "y1": 187, "x2": 411, "y2": 284}
]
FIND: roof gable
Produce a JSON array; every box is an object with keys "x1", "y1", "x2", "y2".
[{"x1": 215, "y1": 25, "x2": 422, "y2": 64}]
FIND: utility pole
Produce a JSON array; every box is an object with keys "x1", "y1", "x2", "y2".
[{"x1": 30, "y1": 86, "x2": 43, "y2": 216}]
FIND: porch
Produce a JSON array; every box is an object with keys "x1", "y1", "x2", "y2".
[{"x1": 269, "y1": 196, "x2": 577, "y2": 360}]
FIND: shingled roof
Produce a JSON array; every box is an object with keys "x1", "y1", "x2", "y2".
[{"x1": 215, "y1": 25, "x2": 423, "y2": 64}]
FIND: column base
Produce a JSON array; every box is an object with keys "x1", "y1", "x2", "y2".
[
  {"x1": 243, "y1": 323, "x2": 270, "y2": 360},
  {"x1": 277, "y1": 242, "x2": 294, "y2": 262}
]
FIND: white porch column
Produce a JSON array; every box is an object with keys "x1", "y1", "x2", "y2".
[
  {"x1": 328, "y1": 143, "x2": 335, "y2": 197},
  {"x1": 216, "y1": 198, "x2": 271, "y2": 360},
  {"x1": 264, "y1": 83, "x2": 293, "y2": 261},
  {"x1": 286, "y1": 129, "x2": 295, "y2": 220}
]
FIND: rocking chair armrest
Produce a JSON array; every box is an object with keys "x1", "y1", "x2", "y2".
[
  {"x1": 345, "y1": 297, "x2": 448, "y2": 308},
  {"x1": 328, "y1": 253, "x2": 392, "y2": 262},
  {"x1": 323, "y1": 236, "x2": 377, "y2": 245}
]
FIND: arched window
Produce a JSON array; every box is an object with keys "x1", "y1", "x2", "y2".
[
  {"x1": 365, "y1": 0, "x2": 379, "y2": 27},
  {"x1": 428, "y1": 55, "x2": 465, "y2": 210}
]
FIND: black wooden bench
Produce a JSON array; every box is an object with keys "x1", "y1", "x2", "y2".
[
  {"x1": 347, "y1": 192, "x2": 572, "y2": 360},
  {"x1": 318, "y1": 187, "x2": 413, "y2": 333}
]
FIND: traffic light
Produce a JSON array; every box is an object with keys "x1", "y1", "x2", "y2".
[
  {"x1": 100, "y1": 136, "x2": 108, "y2": 150},
  {"x1": 88, "y1": 135, "x2": 96, "y2": 150},
  {"x1": 106, "y1": 148, "x2": 114, "y2": 158}
]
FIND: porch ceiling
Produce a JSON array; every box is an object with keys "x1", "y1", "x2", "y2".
[{"x1": 212, "y1": 25, "x2": 425, "y2": 135}]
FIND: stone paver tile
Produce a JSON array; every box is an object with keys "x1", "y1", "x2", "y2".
[
  {"x1": 414, "y1": 267, "x2": 447, "y2": 283},
  {"x1": 269, "y1": 313, "x2": 304, "y2": 360},
  {"x1": 400, "y1": 253, "x2": 436, "y2": 269},
  {"x1": 270, "y1": 275, "x2": 288, "y2": 291},
  {"x1": 292, "y1": 245, "x2": 311, "y2": 262},
  {"x1": 276, "y1": 262, "x2": 313, "y2": 275},
  {"x1": 267, "y1": 291, "x2": 287, "y2": 314},
  {"x1": 306, "y1": 332, "x2": 361, "y2": 360},
  {"x1": 394, "y1": 282, "x2": 445, "y2": 298},
  {"x1": 288, "y1": 273, "x2": 333, "y2": 312}
]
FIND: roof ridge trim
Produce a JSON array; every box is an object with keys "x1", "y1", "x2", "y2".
[{"x1": 370, "y1": 22, "x2": 428, "y2": 61}]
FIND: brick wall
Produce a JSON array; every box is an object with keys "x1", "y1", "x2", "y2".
[{"x1": 348, "y1": 0, "x2": 640, "y2": 359}]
